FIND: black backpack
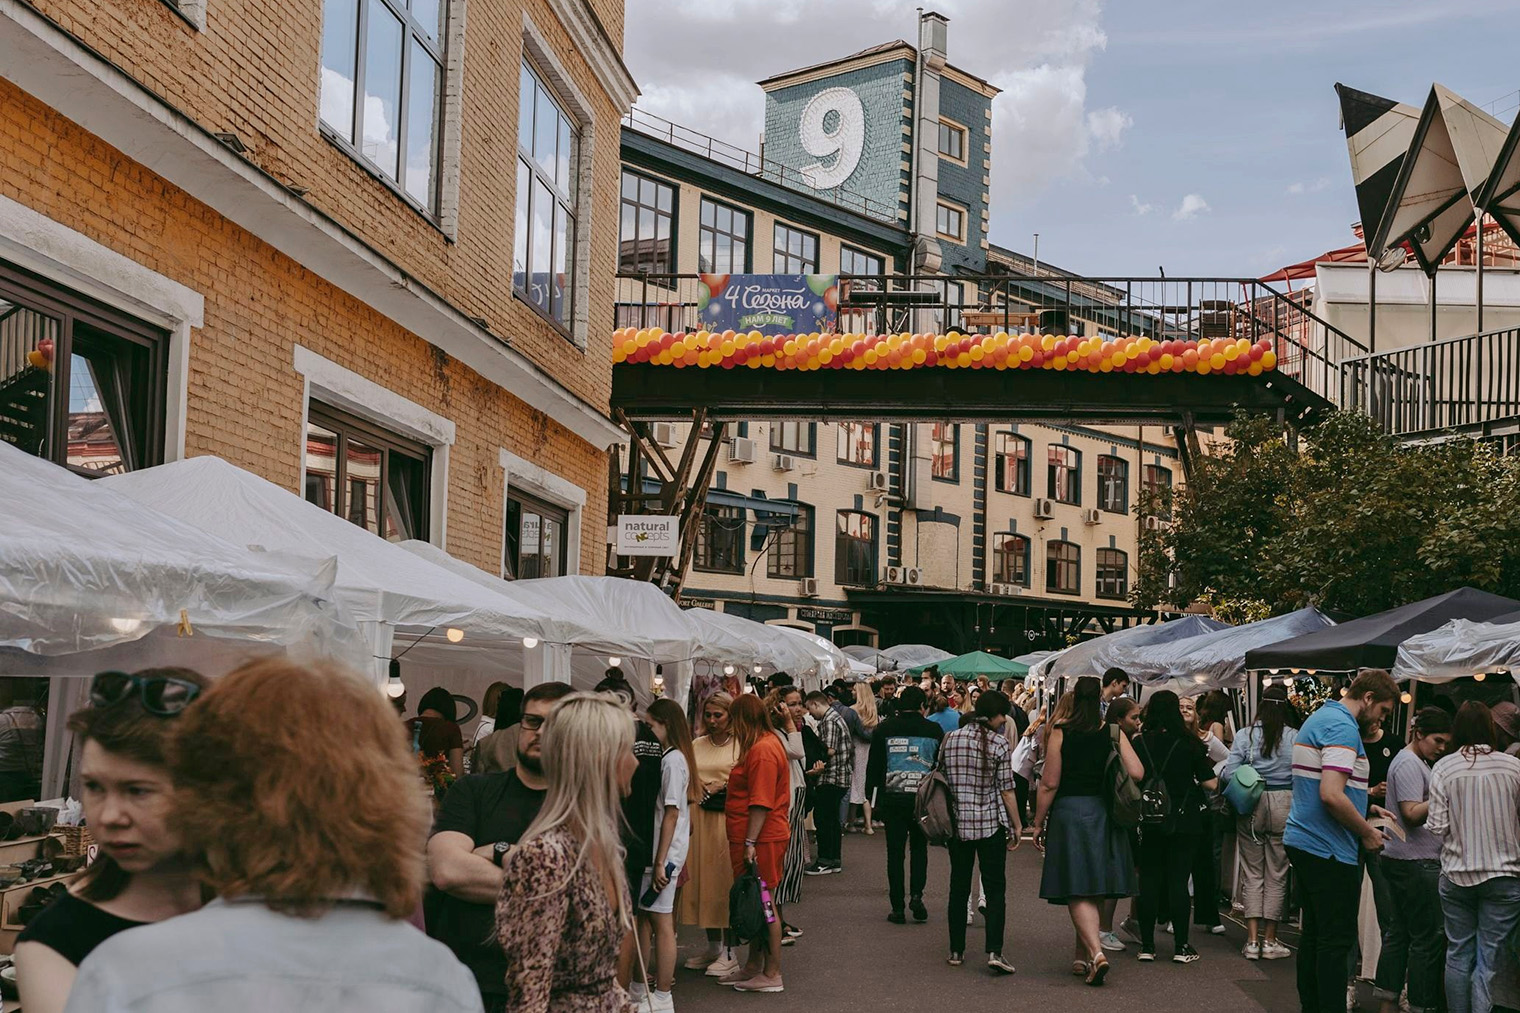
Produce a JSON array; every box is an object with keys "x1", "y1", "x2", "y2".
[
  {"x1": 1137, "y1": 736, "x2": 1180, "y2": 827},
  {"x1": 728, "y1": 864, "x2": 767, "y2": 945}
]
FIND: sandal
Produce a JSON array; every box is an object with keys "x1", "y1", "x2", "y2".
[
  {"x1": 1085, "y1": 953, "x2": 1110, "y2": 986},
  {"x1": 1071, "y1": 960, "x2": 1088, "y2": 976}
]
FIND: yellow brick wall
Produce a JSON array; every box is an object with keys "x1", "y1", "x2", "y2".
[
  {"x1": 29, "y1": 0, "x2": 623, "y2": 411},
  {"x1": 0, "y1": 79, "x2": 608, "y2": 573}
]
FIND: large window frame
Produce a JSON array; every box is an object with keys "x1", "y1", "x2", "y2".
[
  {"x1": 618, "y1": 170, "x2": 675, "y2": 275},
  {"x1": 0, "y1": 261, "x2": 168, "y2": 477},
  {"x1": 1097, "y1": 454, "x2": 1129, "y2": 514},
  {"x1": 835, "y1": 510, "x2": 878, "y2": 586},
  {"x1": 994, "y1": 431, "x2": 1030, "y2": 496},
  {"x1": 1096, "y1": 547, "x2": 1129, "y2": 600},
  {"x1": 513, "y1": 60, "x2": 580, "y2": 335},
  {"x1": 991, "y1": 533, "x2": 1030, "y2": 587},
  {"x1": 1143, "y1": 463, "x2": 1174, "y2": 521},
  {"x1": 767, "y1": 504, "x2": 814, "y2": 579},
  {"x1": 836, "y1": 421, "x2": 877, "y2": 468},
  {"x1": 693, "y1": 503, "x2": 746, "y2": 574},
  {"x1": 1046, "y1": 540, "x2": 1081, "y2": 596},
  {"x1": 1048, "y1": 445, "x2": 1082, "y2": 505},
  {"x1": 503, "y1": 488, "x2": 569, "y2": 580},
  {"x1": 770, "y1": 420, "x2": 816, "y2": 458},
  {"x1": 839, "y1": 246, "x2": 884, "y2": 278},
  {"x1": 319, "y1": 0, "x2": 447, "y2": 216},
  {"x1": 929, "y1": 422, "x2": 959, "y2": 482},
  {"x1": 698, "y1": 197, "x2": 750, "y2": 274},
  {"x1": 304, "y1": 401, "x2": 432, "y2": 542},
  {"x1": 773, "y1": 223, "x2": 820, "y2": 274}
]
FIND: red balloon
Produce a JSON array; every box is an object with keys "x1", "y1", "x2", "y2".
[{"x1": 1122, "y1": 358, "x2": 1139, "y2": 372}]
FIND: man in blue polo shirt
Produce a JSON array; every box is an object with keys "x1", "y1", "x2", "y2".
[{"x1": 1284, "y1": 669, "x2": 1400, "y2": 1013}]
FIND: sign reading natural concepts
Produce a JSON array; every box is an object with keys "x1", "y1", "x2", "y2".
[
  {"x1": 697, "y1": 274, "x2": 839, "y2": 336},
  {"x1": 616, "y1": 515, "x2": 679, "y2": 556}
]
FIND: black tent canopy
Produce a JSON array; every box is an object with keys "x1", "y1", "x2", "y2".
[{"x1": 1243, "y1": 587, "x2": 1520, "y2": 673}]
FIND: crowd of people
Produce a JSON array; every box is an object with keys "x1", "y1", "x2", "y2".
[{"x1": 6, "y1": 657, "x2": 1519, "y2": 1013}]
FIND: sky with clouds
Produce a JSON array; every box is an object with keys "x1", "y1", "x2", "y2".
[{"x1": 622, "y1": 0, "x2": 1520, "y2": 277}]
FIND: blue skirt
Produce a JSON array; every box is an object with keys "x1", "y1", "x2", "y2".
[{"x1": 1039, "y1": 794, "x2": 1137, "y2": 904}]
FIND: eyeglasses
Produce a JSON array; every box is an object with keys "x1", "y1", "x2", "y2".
[
  {"x1": 520, "y1": 713, "x2": 546, "y2": 731},
  {"x1": 90, "y1": 671, "x2": 202, "y2": 717}
]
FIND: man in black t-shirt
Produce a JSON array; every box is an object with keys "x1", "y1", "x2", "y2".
[{"x1": 426, "y1": 681, "x2": 574, "y2": 1013}]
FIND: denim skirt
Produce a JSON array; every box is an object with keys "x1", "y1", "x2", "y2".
[{"x1": 1039, "y1": 794, "x2": 1137, "y2": 904}]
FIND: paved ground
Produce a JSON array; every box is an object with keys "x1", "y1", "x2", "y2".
[{"x1": 676, "y1": 830, "x2": 1306, "y2": 1012}]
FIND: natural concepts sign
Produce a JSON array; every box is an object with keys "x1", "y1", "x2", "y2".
[
  {"x1": 617, "y1": 515, "x2": 678, "y2": 556},
  {"x1": 697, "y1": 274, "x2": 839, "y2": 335}
]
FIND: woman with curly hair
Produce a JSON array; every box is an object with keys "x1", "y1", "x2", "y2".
[{"x1": 61, "y1": 659, "x2": 481, "y2": 1013}]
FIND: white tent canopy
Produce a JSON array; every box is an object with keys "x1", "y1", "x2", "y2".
[
  {"x1": 772, "y1": 626, "x2": 852, "y2": 687},
  {"x1": 1105, "y1": 607, "x2": 1337, "y2": 691},
  {"x1": 684, "y1": 608, "x2": 821, "y2": 681},
  {"x1": 1029, "y1": 615, "x2": 1230, "y2": 683},
  {"x1": 0, "y1": 443, "x2": 363, "y2": 675},
  {"x1": 1394, "y1": 613, "x2": 1520, "y2": 683}
]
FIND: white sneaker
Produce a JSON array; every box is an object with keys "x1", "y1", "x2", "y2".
[
  {"x1": 1099, "y1": 931, "x2": 1126, "y2": 952},
  {"x1": 1209, "y1": 924, "x2": 1227, "y2": 935},
  {"x1": 704, "y1": 956, "x2": 740, "y2": 978},
  {"x1": 1260, "y1": 940, "x2": 1292, "y2": 960},
  {"x1": 646, "y1": 991, "x2": 675, "y2": 1012},
  {"x1": 1242, "y1": 941, "x2": 1261, "y2": 960}
]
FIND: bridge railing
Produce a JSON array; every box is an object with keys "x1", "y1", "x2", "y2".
[
  {"x1": 1340, "y1": 326, "x2": 1520, "y2": 437},
  {"x1": 614, "y1": 273, "x2": 1365, "y2": 404}
]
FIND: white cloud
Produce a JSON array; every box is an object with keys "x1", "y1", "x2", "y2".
[
  {"x1": 1129, "y1": 194, "x2": 1155, "y2": 216},
  {"x1": 1173, "y1": 193, "x2": 1210, "y2": 221},
  {"x1": 1086, "y1": 107, "x2": 1132, "y2": 151},
  {"x1": 1286, "y1": 176, "x2": 1332, "y2": 195}
]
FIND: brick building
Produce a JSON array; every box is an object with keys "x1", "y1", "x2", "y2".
[{"x1": 0, "y1": 0, "x2": 635, "y2": 579}]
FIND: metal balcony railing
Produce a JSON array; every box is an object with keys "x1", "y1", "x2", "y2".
[{"x1": 1341, "y1": 326, "x2": 1520, "y2": 438}]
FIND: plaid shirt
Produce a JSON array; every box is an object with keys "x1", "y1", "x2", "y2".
[
  {"x1": 941, "y1": 723, "x2": 1016, "y2": 841},
  {"x1": 817, "y1": 707, "x2": 854, "y2": 788}
]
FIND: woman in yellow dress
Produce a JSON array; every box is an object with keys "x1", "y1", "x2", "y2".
[{"x1": 676, "y1": 691, "x2": 742, "y2": 977}]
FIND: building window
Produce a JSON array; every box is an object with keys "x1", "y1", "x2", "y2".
[
  {"x1": 698, "y1": 198, "x2": 749, "y2": 274},
  {"x1": 935, "y1": 202, "x2": 966, "y2": 242},
  {"x1": 930, "y1": 422, "x2": 959, "y2": 481},
  {"x1": 991, "y1": 533, "x2": 1030, "y2": 587},
  {"x1": 512, "y1": 61, "x2": 579, "y2": 332},
  {"x1": 618, "y1": 171, "x2": 674, "y2": 275},
  {"x1": 994, "y1": 432, "x2": 1030, "y2": 496},
  {"x1": 768, "y1": 504, "x2": 814, "y2": 579},
  {"x1": 1097, "y1": 455, "x2": 1129, "y2": 514},
  {"x1": 0, "y1": 263, "x2": 168, "y2": 476},
  {"x1": 837, "y1": 421, "x2": 877, "y2": 468},
  {"x1": 503, "y1": 490, "x2": 567, "y2": 580},
  {"x1": 693, "y1": 503, "x2": 745, "y2": 574},
  {"x1": 319, "y1": 0, "x2": 446, "y2": 213},
  {"x1": 840, "y1": 246, "x2": 884, "y2": 277},
  {"x1": 769, "y1": 420, "x2": 815, "y2": 457},
  {"x1": 938, "y1": 119, "x2": 966, "y2": 163},
  {"x1": 836, "y1": 510, "x2": 877, "y2": 586},
  {"x1": 773, "y1": 223, "x2": 819, "y2": 273},
  {"x1": 1046, "y1": 540, "x2": 1080, "y2": 596},
  {"x1": 1048, "y1": 445, "x2": 1081, "y2": 505},
  {"x1": 1143, "y1": 464, "x2": 1174, "y2": 521},
  {"x1": 304, "y1": 402, "x2": 431, "y2": 542},
  {"x1": 1096, "y1": 547, "x2": 1129, "y2": 600}
]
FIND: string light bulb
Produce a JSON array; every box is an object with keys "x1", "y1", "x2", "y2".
[
  {"x1": 1400, "y1": 692, "x2": 1413, "y2": 704},
  {"x1": 1262, "y1": 676, "x2": 1273, "y2": 687},
  {"x1": 522, "y1": 637, "x2": 538, "y2": 649},
  {"x1": 1474, "y1": 672, "x2": 1486, "y2": 682},
  {"x1": 608, "y1": 656, "x2": 622, "y2": 668},
  {"x1": 446, "y1": 628, "x2": 464, "y2": 643},
  {"x1": 109, "y1": 617, "x2": 144, "y2": 635},
  {"x1": 723, "y1": 664, "x2": 736, "y2": 676},
  {"x1": 753, "y1": 664, "x2": 763, "y2": 674}
]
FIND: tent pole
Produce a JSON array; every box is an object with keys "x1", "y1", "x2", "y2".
[
  {"x1": 1367, "y1": 259, "x2": 1376, "y2": 354},
  {"x1": 1476, "y1": 212, "x2": 1485, "y2": 333}
]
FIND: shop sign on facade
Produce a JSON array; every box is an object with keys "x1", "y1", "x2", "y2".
[
  {"x1": 616, "y1": 515, "x2": 678, "y2": 556},
  {"x1": 681, "y1": 597, "x2": 718, "y2": 610},
  {"x1": 797, "y1": 606, "x2": 853, "y2": 624}
]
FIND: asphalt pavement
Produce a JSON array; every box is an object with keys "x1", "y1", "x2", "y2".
[{"x1": 677, "y1": 829, "x2": 1305, "y2": 1012}]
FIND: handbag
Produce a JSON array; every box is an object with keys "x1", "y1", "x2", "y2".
[
  {"x1": 699, "y1": 787, "x2": 727, "y2": 813},
  {"x1": 1222, "y1": 729, "x2": 1265, "y2": 816},
  {"x1": 1010, "y1": 733, "x2": 1037, "y2": 783}
]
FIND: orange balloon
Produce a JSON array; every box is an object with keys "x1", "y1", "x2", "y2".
[{"x1": 1182, "y1": 349, "x2": 1199, "y2": 369}]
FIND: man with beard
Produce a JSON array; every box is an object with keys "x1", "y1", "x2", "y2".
[
  {"x1": 426, "y1": 681, "x2": 574, "y2": 1013},
  {"x1": 1284, "y1": 669, "x2": 1400, "y2": 1013}
]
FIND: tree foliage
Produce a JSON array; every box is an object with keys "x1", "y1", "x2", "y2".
[{"x1": 1132, "y1": 412, "x2": 1520, "y2": 617}]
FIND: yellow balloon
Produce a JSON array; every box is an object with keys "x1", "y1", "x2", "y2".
[
  {"x1": 819, "y1": 349, "x2": 834, "y2": 365},
  {"x1": 969, "y1": 345, "x2": 985, "y2": 361},
  {"x1": 1099, "y1": 359, "x2": 1113, "y2": 372},
  {"x1": 1146, "y1": 360, "x2": 1161, "y2": 374},
  {"x1": 1019, "y1": 345, "x2": 1034, "y2": 362},
  {"x1": 748, "y1": 330, "x2": 763, "y2": 343},
  {"x1": 830, "y1": 338, "x2": 845, "y2": 355},
  {"x1": 1223, "y1": 344, "x2": 1240, "y2": 361},
  {"x1": 1262, "y1": 350, "x2": 1278, "y2": 370},
  {"x1": 934, "y1": 335, "x2": 950, "y2": 352},
  {"x1": 1041, "y1": 335, "x2": 1056, "y2": 351},
  {"x1": 762, "y1": 354, "x2": 776, "y2": 367},
  {"x1": 1210, "y1": 353, "x2": 1227, "y2": 370},
  {"x1": 956, "y1": 352, "x2": 972, "y2": 367},
  {"x1": 864, "y1": 349, "x2": 879, "y2": 365},
  {"x1": 1248, "y1": 362, "x2": 1263, "y2": 376},
  {"x1": 807, "y1": 356, "x2": 821, "y2": 370},
  {"x1": 912, "y1": 348, "x2": 927, "y2": 364},
  {"x1": 1159, "y1": 353, "x2": 1174, "y2": 370},
  {"x1": 994, "y1": 331, "x2": 1009, "y2": 343},
  {"x1": 1196, "y1": 359, "x2": 1211, "y2": 375}
]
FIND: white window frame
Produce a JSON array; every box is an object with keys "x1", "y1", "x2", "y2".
[
  {"x1": 293, "y1": 345, "x2": 454, "y2": 547},
  {"x1": 499, "y1": 447, "x2": 587, "y2": 577}
]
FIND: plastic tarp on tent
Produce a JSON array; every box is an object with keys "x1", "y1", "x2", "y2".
[
  {"x1": 883, "y1": 644, "x2": 955, "y2": 669},
  {"x1": 683, "y1": 608, "x2": 820, "y2": 681},
  {"x1": 1108, "y1": 607, "x2": 1336, "y2": 690},
  {"x1": 1029, "y1": 615, "x2": 1229, "y2": 682},
  {"x1": 1244, "y1": 588, "x2": 1520, "y2": 673},
  {"x1": 1394, "y1": 608, "x2": 1520, "y2": 682},
  {"x1": 772, "y1": 626, "x2": 852, "y2": 684},
  {"x1": 841, "y1": 644, "x2": 892, "y2": 670},
  {"x1": 0, "y1": 443, "x2": 364, "y2": 675}
]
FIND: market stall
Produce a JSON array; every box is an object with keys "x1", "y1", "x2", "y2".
[
  {"x1": 683, "y1": 607, "x2": 822, "y2": 685},
  {"x1": 771, "y1": 626, "x2": 852, "y2": 685},
  {"x1": 1394, "y1": 608, "x2": 1520, "y2": 682},
  {"x1": 1104, "y1": 607, "x2": 1336, "y2": 692},
  {"x1": 1028, "y1": 615, "x2": 1229, "y2": 683},
  {"x1": 905, "y1": 650, "x2": 1028, "y2": 681}
]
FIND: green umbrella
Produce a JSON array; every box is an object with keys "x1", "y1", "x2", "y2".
[{"x1": 905, "y1": 650, "x2": 1029, "y2": 680}]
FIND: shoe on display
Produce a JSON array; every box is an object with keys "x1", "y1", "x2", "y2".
[
  {"x1": 732, "y1": 974, "x2": 784, "y2": 993},
  {"x1": 1260, "y1": 940, "x2": 1292, "y2": 960},
  {"x1": 887, "y1": 910, "x2": 906, "y2": 924},
  {"x1": 946, "y1": 952, "x2": 964, "y2": 967},
  {"x1": 684, "y1": 953, "x2": 719, "y2": 971},
  {"x1": 1098, "y1": 931, "x2": 1126, "y2": 952},
  {"x1": 1173, "y1": 945, "x2": 1201, "y2": 964},
  {"x1": 987, "y1": 953, "x2": 1016, "y2": 975},
  {"x1": 910, "y1": 895, "x2": 928, "y2": 922},
  {"x1": 705, "y1": 956, "x2": 740, "y2": 978},
  {"x1": 1242, "y1": 941, "x2": 1262, "y2": 960}
]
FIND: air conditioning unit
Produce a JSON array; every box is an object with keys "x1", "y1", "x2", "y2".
[
  {"x1": 884, "y1": 565, "x2": 905, "y2": 584},
  {"x1": 728, "y1": 437, "x2": 757, "y2": 464},
  {"x1": 798, "y1": 577, "x2": 819, "y2": 597},
  {"x1": 989, "y1": 582, "x2": 1023, "y2": 597},
  {"x1": 1143, "y1": 515, "x2": 1163, "y2": 532},
  {"x1": 773, "y1": 454, "x2": 796, "y2": 472},
  {"x1": 867, "y1": 471, "x2": 888, "y2": 491},
  {"x1": 1033, "y1": 497, "x2": 1055, "y2": 519},
  {"x1": 903, "y1": 567, "x2": 924, "y2": 586},
  {"x1": 651, "y1": 422, "x2": 678, "y2": 448},
  {"x1": 1083, "y1": 508, "x2": 1102, "y2": 525}
]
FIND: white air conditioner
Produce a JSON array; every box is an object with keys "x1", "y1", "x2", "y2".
[
  {"x1": 903, "y1": 567, "x2": 924, "y2": 586},
  {"x1": 884, "y1": 565, "x2": 904, "y2": 584},
  {"x1": 867, "y1": 471, "x2": 888, "y2": 491},
  {"x1": 1083, "y1": 508, "x2": 1102, "y2": 525},
  {"x1": 798, "y1": 577, "x2": 819, "y2": 597},
  {"x1": 1143, "y1": 515, "x2": 1163, "y2": 532},
  {"x1": 728, "y1": 437, "x2": 757, "y2": 464},
  {"x1": 651, "y1": 422, "x2": 678, "y2": 448},
  {"x1": 989, "y1": 582, "x2": 1023, "y2": 597},
  {"x1": 773, "y1": 454, "x2": 796, "y2": 472},
  {"x1": 1034, "y1": 497, "x2": 1055, "y2": 519}
]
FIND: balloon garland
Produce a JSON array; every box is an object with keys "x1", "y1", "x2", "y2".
[{"x1": 612, "y1": 328, "x2": 1278, "y2": 376}]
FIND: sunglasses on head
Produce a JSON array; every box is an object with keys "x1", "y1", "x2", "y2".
[{"x1": 90, "y1": 671, "x2": 202, "y2": 717}]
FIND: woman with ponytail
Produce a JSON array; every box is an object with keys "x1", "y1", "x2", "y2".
[{"x1": 1033, "y1": 675, "x2": 1142, "y2": 986}]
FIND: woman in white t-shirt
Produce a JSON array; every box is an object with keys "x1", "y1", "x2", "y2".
[{"x1": 637, "y1": 698, "x2": 698, "y2": 1011}]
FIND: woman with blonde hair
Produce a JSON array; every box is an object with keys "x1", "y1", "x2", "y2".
[
  {"x1": 496, "y1": 691, "x2": 637, "y2": 1013},
  {"x1": 678, "y1": 692, "x2": 741, "y2": 977},
  {"x1": 848, "y1": 683, "x2": 879, "y2": 834},
  {"x1": 62, "y1": 658, "x2": 480, "y2": 1013}
]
